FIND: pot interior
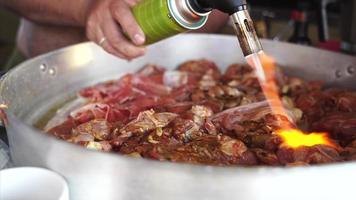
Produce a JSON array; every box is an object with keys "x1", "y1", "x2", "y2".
[{"x1": 1, "y1": 34, "x2": 355, "y2": 127}]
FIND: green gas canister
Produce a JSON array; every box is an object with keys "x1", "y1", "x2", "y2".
[{"x1": 132, "y1": 0, "x2": 210, "y2": 44}]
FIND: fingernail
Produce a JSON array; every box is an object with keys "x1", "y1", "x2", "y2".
[{"x1": 134, "y1": 34, "x2": 145, "y2": 45}]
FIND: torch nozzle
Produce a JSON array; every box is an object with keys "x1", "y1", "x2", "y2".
[
  {"x1": 188, "y1": 0, "x2": 263, "y2": 56},
  {"x1": 231, "y1": 10, "x2": 263, "y2": 56}
]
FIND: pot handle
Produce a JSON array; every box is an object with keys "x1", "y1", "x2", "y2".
[
  {"x1": 0, "y1": 70, "x2": 8, "y2": 149},
  {"x1": 0, "y1": 106, "x2": 7, "y2": 127},
  {"x1": 0, "y1": 70, "x2": 8, "y2": 127}
]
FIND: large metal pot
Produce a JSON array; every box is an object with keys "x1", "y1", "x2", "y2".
[{"x1": 1, "y1": 34, "x2": 356, "y2": 200}]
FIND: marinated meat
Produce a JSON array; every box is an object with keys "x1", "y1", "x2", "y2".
[{"x1": 46, "y1": 60, "x2": 356, "y2": 166}]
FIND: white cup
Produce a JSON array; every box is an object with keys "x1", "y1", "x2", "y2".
[{"x1": 0, "y1": 167, "x2": 69, "y2": 200}]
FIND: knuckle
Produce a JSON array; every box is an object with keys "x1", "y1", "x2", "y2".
[
  {"x1": 86, "y1": 18, "x2": 96, "y2": 30},
  {"x1": 121, "y1": 45, "x2": 133, "y2": 55},
  {"x1": 119, "y1": 46, "x2": 131, "y2": 55},
  {"x1": 108, "y1": 34, "x2": 124, "y2": 46},
  {"x1": 112, "y1": 2, "x2": 131, "y2": 21},
  {"x1": 111, "y1": 2, "x2": 125, "y2": 18},
  {"x1": 112, "y1": 9, "x2": 121, "y2": 19},
  {"x1": 111, "y1": 40, "x2": 124, "y2": 49}
]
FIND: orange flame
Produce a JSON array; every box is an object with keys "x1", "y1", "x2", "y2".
[
  {"x1": 276, "y1": 129, "x2": 335, "y2": 148},
  {"x1": 246, "y1": 51, "x2": 335, "y2": 148}
]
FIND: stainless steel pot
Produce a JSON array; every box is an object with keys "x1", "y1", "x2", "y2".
[{"x1": 1, "y1": 34, "x2": 356, "y2": 200}]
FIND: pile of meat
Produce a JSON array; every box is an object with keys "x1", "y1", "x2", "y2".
[{"x1": 47, "y1": 60, "x2": 356, "y2": 166}]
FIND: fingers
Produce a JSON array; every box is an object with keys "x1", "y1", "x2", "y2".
[
  {"x1": 101, "y1": 15, "x2": 146, "y2": 59},
  {"x1": 86, "y1": 0, "x2": 146, "y2": 60},
  {"x1": 110, "y1": 0, "x2": 145, "y2": 45},
  {"x1": 101, "y1": 37, "x2": 129, "y2": 59},
  {"x1": 86, "y1": 12, "x2": 129, "y2": 59}
]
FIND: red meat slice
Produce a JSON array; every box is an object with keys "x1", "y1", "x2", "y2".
[
  {"x1": 132, "y1": 75, "x2": 171, "y2": 96},
  {"x1": 47, "y1": 118, "x2": 77, "y2": 140}
]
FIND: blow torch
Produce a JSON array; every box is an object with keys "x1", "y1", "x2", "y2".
[
  {"x1": 189, "y1": 0, "x2": 263, "y2": 56},
  {"x1": 132, "y1": 0, "x2": 263, "y2": 57}
]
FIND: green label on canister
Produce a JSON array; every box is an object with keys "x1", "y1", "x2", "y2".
[
  {"x1": 132, "y1": 0, "x2": 207, "y2": 44},
  {"x1": 133, "y1": 0, "x2": 185, "y2": 44}
]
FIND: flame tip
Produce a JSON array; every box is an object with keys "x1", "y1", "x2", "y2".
[{"x1": 276, "y1": 129, "x2": 335, "y2": 149}]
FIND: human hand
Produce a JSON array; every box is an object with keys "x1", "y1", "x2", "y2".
[{"x1": 86, "y1": 0, "x2": 146, "y2": 60}]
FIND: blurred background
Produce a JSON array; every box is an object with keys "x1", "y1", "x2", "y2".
[
  {"x1": 0, "y1": 0, "x2": 355, "y2": 68},
  {"x1": 0, "y1": 9, "x2": 19, "y2": 68}
]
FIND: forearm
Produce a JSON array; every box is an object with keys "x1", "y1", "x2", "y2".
[{"x1": 0, "y1": 0, "x2": 93, "y2": 27}]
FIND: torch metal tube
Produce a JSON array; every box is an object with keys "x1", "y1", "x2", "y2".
[{"x1": 231, "y1": 9, "x2": 263, "y2": 56}]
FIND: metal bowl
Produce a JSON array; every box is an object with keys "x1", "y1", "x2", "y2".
[{"x1": 1, "y1": 34, "x2": 356, "y2": 200}]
